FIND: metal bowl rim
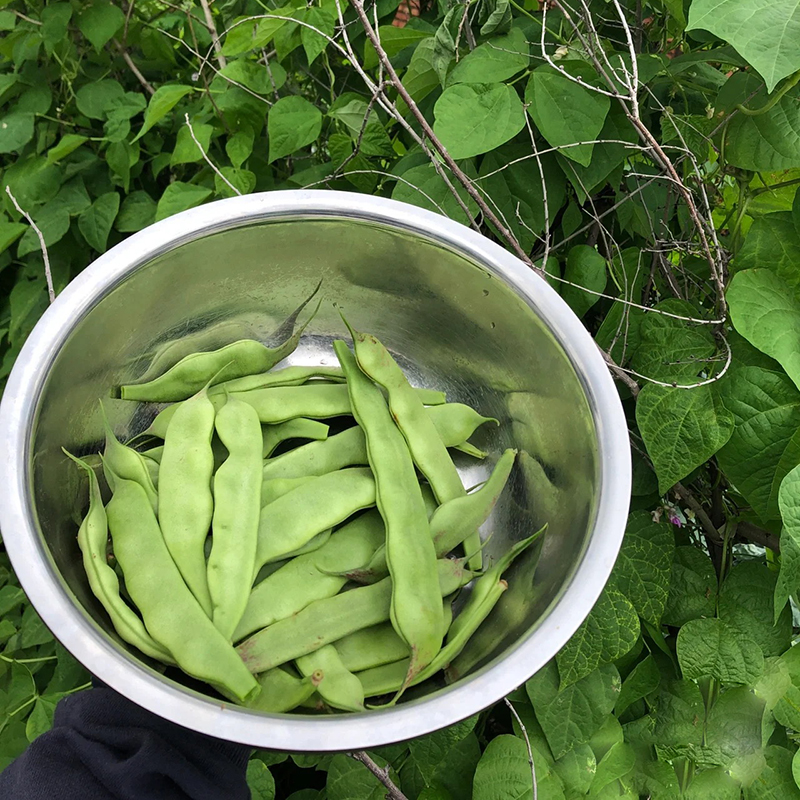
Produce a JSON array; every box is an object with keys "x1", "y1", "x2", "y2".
[{"x1": 0, "y1": 190, "x2": 631, "y2": 750}]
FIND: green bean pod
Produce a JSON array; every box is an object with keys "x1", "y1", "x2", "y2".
[
  {"x1": 236, "y1": 558, "x2": 472, "y2": 674},
  {"x1": 145, "y1": 394, "x2": 226, "y2": 439},
  {"x1": 356, "y1": 660, "x2": 409, "y2": 699},
  {"x1": 119, "y1": 299, "x2": 319, "y2": 402},
  {"x1": 348, "y1": 449, "x2": 517, "y2": 583},
  {"x1": 142, "y1": 456, "x2": 159, "y2": 488},
  {"x1": 336, "y1": 598, "x2": 453, "y2": 673},
  {"x1": 213, "y1": 365, "x2": 345, "y2": 396},
  {"x1": 207, "y1": 395, "x2": 263, "y2": 640},
  {"x1": 296, "y1": 645, "x2": 365, "y2": 713},
  {"x1": 261, "y1": 403, "x2": 494, "y2": 482},
  {"x1": 280, "y1": 528, "x2": 332, "y2": 559},
  {"x1": 349, "y1": 326, "x2": 479, "y2": 571},
  {"x1": 261, "y1": 418, "x2": 329, "y2": 458},
  {"x1": 157, "y1": 384, "x2": 217, "y2": 616},
  {"x1": 247, "y1": 667, "x2": 322, "y2": 713},
  {"x1": 335, "y1": 338, "x2": 442, "y2": 687},
  {"x1": 64, "y1": 450, "x2": 173, "y2": 664},
  {"x1": 261, "y1": 475, "x2": 315, "y2": 506},
  {"x1": 233, "y1": 510, "x2": 385, "y2": 642},
  {"x1": 106, "y1": 473, "x2": 259, "y2": 703},
  {"x1": 141, "y1": 445, "x2": 163, "y2": 463},
  {"x1": 99, "y1": 402, "x2": 158, "y2": 513},
  {"x1": 255, "y1": 467, "x2": 377, "y2": 568}
]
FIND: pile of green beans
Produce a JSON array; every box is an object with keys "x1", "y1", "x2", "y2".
[{"x1": 66, "y1": 309, "x2": 545, "y2": 713}]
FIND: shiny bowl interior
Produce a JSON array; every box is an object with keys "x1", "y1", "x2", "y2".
[{"x1": 0, "y1": 191, "x2": 630, "y2": 750}]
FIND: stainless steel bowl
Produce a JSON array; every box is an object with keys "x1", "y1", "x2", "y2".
[{"x1": 0, "y1": 191, "x2": 630, "y2": 750}]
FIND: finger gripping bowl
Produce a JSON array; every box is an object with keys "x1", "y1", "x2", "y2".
[{"x1": 0, "y1": 191, "x2": 630, "y2": 750}]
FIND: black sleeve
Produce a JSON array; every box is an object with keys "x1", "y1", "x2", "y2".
[{"x1": 0, "y1": 686, "x2": 251, "y2": 800}]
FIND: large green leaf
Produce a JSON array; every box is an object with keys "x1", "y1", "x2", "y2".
[
  {"x1": 246, "y1": 758, "x2": 276, "y2": 800},
  {"x1": 677, "y1": 617, "x2": 764, "y2": 684},
  {"x1": 392, "y1": 162, "x2": 479, "y2": 226},
  {"x1": 135, "y1": 85, "x2": 194, "y2": 140},
  {"x1": 527, "y1": 661, "x2": 621, "y2": 759},
  {"x1": 326, "y1": 753, "x2": 390, "y2": 800},
  {"x1": 687, "y1": 0, "x2": 800, "y2": 92},
  {"x1": 363, "y1": 27, "x2": 432, "y2": 71},
  {"x1": 744, "y1": 746, "x2": 800, "y2": 799},
  {"x1": 560, "y1": 245, "x2": 607, "y2": 320},
  {"x1": 77, "y1": 0, "x2": 124, "y2": 52},
  {"x1": 615, "y1": 656, "x2": 661, "y2": 717},
  {"x1": 777, "y1": 464, "x2": 800, "y2": 620},
  {"x1": 525, "y1": 64, "x2": 610, "y2": 167},
  {"x1": 555, "y1": 588, "x2": 639, "y2": 687},
  {"x1": 473, "y1": 735, "x2": 565, "y2": 800},
  {"x1": 0, "y1": 112, "x2": 34, "y2": 154},
  {"x1": 268, "y1": 95, "x2": 323, "y2": 162},
  {"x1": 433, "y1": 83, "x2": 525, "y2": 159},
  {"x1": 726, "y1": 89, "x2": 800, "y2": 171},
  {"x1": 728, "y1": 269, "x2": 800, "y2": 391},
  {"x1": 448, "y1": 28, "x2": 529, "y2": 85},
  {"x1": 717, "y1": 366, "x2": 800, "y2": 521},
  {"x1": 636, "y1": 384, "x2": 734, "y2": 493},
  {"x1": 78, "y1": 192, "x2": 120, "y2": 253},
  {"x1": 154, "y1": 183, "x2": 212, "y2": 222}
]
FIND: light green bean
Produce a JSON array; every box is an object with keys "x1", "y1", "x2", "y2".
[
  {"x1": 207, "y1": 395, "x2": 263, "y2": 640},
  {"x1": 296, "y1": 645, "x2": 365, "y2": 713},
  {"x1": 106, "y1": 472, "x2": 259, "y2": 703},
  {"x1": 213, "y1": 365, "x2": 345, "y2": 396},
  {"x1": 158, "y1": 384, "x2": 216, "y2": 616},
  {"x1": 261, "y1": 418, "x2": 329, "y2": 458},
  {"x1": 64, "y1": 450, "x2": 173, "y2": 664},
  {"x1": 247, "y1": 667, "x2": 321, "y2": 713},
  {"x1": 335, "y1": 338, "x2": 442, "y2": 688}
]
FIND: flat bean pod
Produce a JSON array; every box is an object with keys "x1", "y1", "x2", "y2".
[
  {"x1": 247, "y1": 667, "x2": 321, "y2": 713},
  {"x1": 64, "y1": 451, "x2": 173, "y2": 664},
  {"x1": 280, "y1": 528, "x2": 332, "y2": 559},
  {"x1": 236, "y1": 558, "x2": 472, "y2": 674},
  {"x1": 119, "y1": 300, "x2": 318, "y2": 402},
  {"x1": 158, "y1": 384, "x2": 216, "y2": 616},
  {"x1": 106, "y1": 473, "x2": 258, "y2": 703},
  {"x1": 255, "y1": 467, "x2": 377, "y2": 568},
  {"x1": 261, "y1": 418, "x2": 329, "y2": 458},
  {"x1": 260, "y1": 403, "x2": 494, "y2": 481},
  {"x1": 261, "y1": 475, "x2": 315, "y2": 506},
  {"x1": 100, "y1": 402, "x2": 158, "y2": 513},
  {"x1": 335, "y1": 339, "x2": 442, "y2": 687},
  {"x1": 213, "y1": 365, "x2": 345, "y2": 396},
  {"x1": 350, "y1": 326, "x2": 479, "y2": 570},
  {"x1": 296, "y1": 645, "x2": 365, "y2": 713},
  {"x1": 233, "y1": 510, "x2": 385, "y2": 642},
  {"x1": 351, "y1": 449, "x2": 517, "y2": 583},
  {"x1": 207, "y1": 395, "x2": 263, "y2": 640}
]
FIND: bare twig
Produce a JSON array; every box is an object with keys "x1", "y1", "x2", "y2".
[
  {"x1": 349, "y1": 751, "x2": 409, "y2": 800},
  {"x1": 5, "y1": 185, "x2": 55, "y2": 303},
  {"x1": 113, "y1": 39, "x2": 155, "y2": 95},
  {"x1": 505, "y1": 697, "x2": 538, "y2": 800},
  {"x1": 737, "y1": 522, "x2": 781, "y2": 553},
  {"x1": 198, "y1": 0, "x2": 227, "y2": 69},
  {"x1": 13, "y1": 10, "x2": 41, "y2": 25},
  {"x1": 184, "y1": 113, "x2": 241, "y2": 195},
  {"x1": 674, "y1": 482, "x2": 723, "y2": 546}
]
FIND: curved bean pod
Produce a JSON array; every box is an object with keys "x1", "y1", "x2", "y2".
[
  {"x1": 207, "y1": 395, "x2": 263, "y2": 640},
  {"x1": 213, "y1": 365, "x2": 345, "y2": 396},
  {"x1": 119, "y1": 301, "x2": 319, "y2": 402},
  {"x1": 100, "y1": 402, "x2": 158, "y2": 513},
  {"x1": 261, "y1": 475, "x2": 315, "y2": 506},
  {"x1": 296, "y1": 645, "x2": 365, "y2": 713},
  {"x1": 64, "y1": 450, "x2": 173, "y2": 664},
  {"x1": 255, "y1": 467, "x2": 377, "y2": 568},
  {"x1": 261, "y1": 403, "x2": 494, "y2": 481},
  {"x1": 247, "y1": 667, "x2": 321, "y2": 713},
  {"x1": 335, "y1": 339, "x2": 442, "y2": 686},
  {"x1": 261, "y1": 418, "x2": 329, "y2": 458},
  {"x1": 106, "y1": 473, "x2": 259, "y2": 703},
  {"x1": 233, "y1": 510, "x2": 385, "y2": 642},
  {"x1": 349, "y1": 325, "x2": 479, "y2": 571},
  {"x1": 280, "y1": 528, "x2": 332, "y2": 559},
  {"x1": 158, "y1": 384, "x2": 216, "y2": 616},
  {"x1": 236, "y1": 558, "x2": 472, "y2": 674}
]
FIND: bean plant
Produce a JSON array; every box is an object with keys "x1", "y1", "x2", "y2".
[{"x1": 3, "y1": 0, "x2": 800, "y2": 796}]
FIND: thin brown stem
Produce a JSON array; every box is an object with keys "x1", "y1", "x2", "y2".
[
  {"x1": 349, "y1": 751, "x2": 409, "y2": 800},
  {"x1": 198, "y1": 0, "x2": 227, "y2": 70},
  {"x1": 113, "y1": 39, "x2": 155, "y2": 95}
]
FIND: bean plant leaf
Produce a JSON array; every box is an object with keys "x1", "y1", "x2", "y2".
[
  {"x1": 362, "y1": 27, "x2": 432, "y2": 71},
  {"x1": 776, "y1": 464, "x2": 800, "y2": 620},
  {"x1": 662, "y1": 546, "x2": 717, "y2": 626},
  {"x1": 247, "y1": 758, "x2": 276, "y2": 800},
  {"x1": 687, "y1": 1, "x2": 800, "y2": 92},
  {"x1": 171, "y1": 122, "x2": 214, "y2": 166},
  {"x1": 268, "y1": 95, "x2": 323, "y2": 162},
  {"x1": 0, "y1": 112, "x2": 34, "y2": 154},
  {"x1": 392, "y1": 162, "x2": 479, "y2": 226},
  {"x1": 78, "y1": 192, "x2": 120, "y2": 253},
  {"x1": 154, "y1": 183, "x2": 212, "y2": 222},
  {"x1": 25, "y1": 695, "x2": 59, "y2": 742},
  {"x1": 736, "y1": 210, "x2": 800, "y2": 298},
  {"x1": 728, "y1": 269, "x2": 800, "y2": 392},
  {"x1": 115, "y1": 191, "x2": 156, "y2": 233},
  {"x1": 556, "y1": 588, "x2": 639, "y2": 688},
  {"x1": 327, "y1": 753, "x2": 392, "y2": 800},
  {"x1": 433, "y1": 83, "x2": 525, "y2": 159},
  {"x1": 448, "y1": 28, "x2": 529, "y2": 85},
  {"x1": 0, "y1": 222, "x2": 27, "y2": 256},
  {"x1": 615, "y1": 655, "x2": 661, "y2": 716},
  {"x1": 135, "y1": 85, "x2": 194, "y2": 140},
  {"x1": 636, "y1": 383, "x2": 734, "y2": 493},
  {"x1": 77, "y1": 0, "x2": 124, "y2": 52},
  {"x1": 526, "y1": 661, "x2": 621, "y2": 759},
  {"x1": 677, "y1": 617, "x2": 765, "y2": 684},
  {"x1": 560, "y1": 244, "x2": 607, "y2": 319},
  {"x1": 525, "y1": 64, "x2": 610, "y2": 166},
  {"x1": 744, "y1": 746, "x2": 800, "y2": 799}
]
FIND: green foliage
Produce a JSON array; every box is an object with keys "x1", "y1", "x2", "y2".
[{"x1": 4, "y1": 0, "x2": 800, "y2": 796}]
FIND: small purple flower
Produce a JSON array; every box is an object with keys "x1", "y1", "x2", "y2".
[{"x1": 668, "y1": 511, "x2": 683, "y2": 528}]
